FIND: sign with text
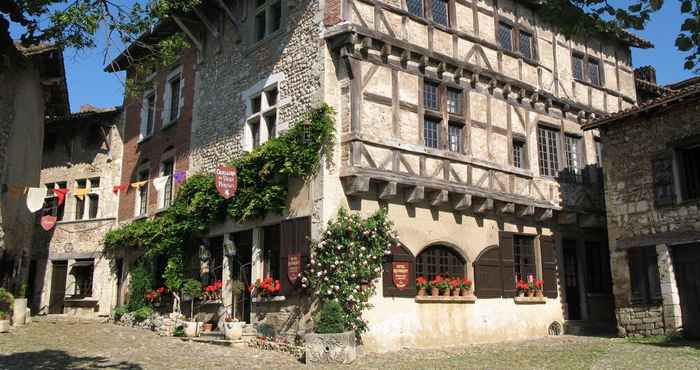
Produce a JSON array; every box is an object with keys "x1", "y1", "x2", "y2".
[
  {"x1": 40, "y1": 215, "x2": 57, "y2": 231},
  {"x1": 392, "y1": 261, "x2": 410, "y2": 290},
  {"x1": 215, "y1": 166, "x2": 238, "y2": 199},
  {"x1": 288, "y1": 253, "x2": 302, "y2": 284}
]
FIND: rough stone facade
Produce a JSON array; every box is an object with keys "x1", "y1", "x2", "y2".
[{"x1": 32, "y1": 109, "x2": 124, "y2": 318}]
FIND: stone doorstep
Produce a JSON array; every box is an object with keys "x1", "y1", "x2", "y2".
[{"x1": 177, "y1": 336, "x2": 246, "y2": 347}]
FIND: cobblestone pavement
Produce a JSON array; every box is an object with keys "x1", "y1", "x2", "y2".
[{"x1": 0, "y1": 318, "x2": 699, "y2": 369}]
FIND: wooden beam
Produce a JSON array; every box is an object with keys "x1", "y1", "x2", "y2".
[
  {"x1": 344, "y1": 176, "x2": 370, "y2": 195},
  {"x1": 430, "y1": 190, "x2": 449, "y2": 207},
  {"x1": 452, "y1": 193, "x2": 472, "y2": 211},
  {"x1": 517, "y1": 205, "x2": 535, "y2": 217},
  {"x1": 538, "y1": 208, "x2": 554, "y2": 221},
  {"x1": 405, "y1": 186, "x2": 425, "y2": 204},
  {"x1": 473, "y1": 198, "x2": 494, "y2": 214},
  {"x1": 378, "y1": 181, "x2": 398, "y2": 199},
  {"x1": 498, "y1": 202, "x2": 515, "y2": 214},
  {"x1": 172, "y1": 15, "x2": 203, "y2": 51},
  {"x1": 193, "y1": 7, "x2": 220, "y2": 39},
  {"x1": 214, "y1": 0, "x2": 241, "y2": 42}
]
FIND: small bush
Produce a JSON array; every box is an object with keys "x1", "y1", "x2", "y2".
[
  {"x1": 173, "y1": 325, "x2": 185, "y2": 337},
  {"x1": 133, "y1": 306, "x2": 153, "y2": 322},
  {"x1": 0, "y1": 310, "x2": 8, "y2": 320},
  {"x1": 314, "y1": 301, "x2": 347, "y2": 334},
  {"x1": 113, "y1": 305, "x2": 129, "y2": 321}
]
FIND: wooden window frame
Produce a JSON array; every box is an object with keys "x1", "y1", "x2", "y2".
[
  {"x1": 424, "y1": 118, "x2": 440, "y2": 149},
  {"x1": 496, "y1": 19, "x2": 538, "y2": 62},
  {"x1": 430, "y1": 0, "x2": 449, "y2": 27},
  {"x1": 251, "y1": 0, "x2": 284, "y2": 44},
  {"x1": 676, "y1": 143, "x2": 700, "y2": 201},
  {"x1": 447, "y1": 122, "x2": 463, "y2": 153},
  {"x1": 628, "y1": 246, "x2": 662, "y2": 305},
  {"x1": 406, "y1": 0, "x2": 424, "y2": 18},
  {"x1": 415, "y1": 245, "x2": 466, "y2": 281},
  {"x1": 512, "y1": 235, "x2": 537, "y2": 281},
  {"x1": 137, "y1": 168, "x2": 150, "y2": 217},
  {"x1": 537, "y1": 125, "x2": 560, "y2": 178},
  {"x1": 512, "y1": 138, "x2": 526, "y2": 169},
  {"x1": 572, "y1": 52, "x2": 604, "y2": 87}
]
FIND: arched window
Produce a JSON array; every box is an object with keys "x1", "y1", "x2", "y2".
[{"x1": 416, "y1": 245, "x2": 466, "y2": 280}]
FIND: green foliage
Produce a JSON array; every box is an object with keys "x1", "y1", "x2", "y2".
[
  {"x1": 133, "y1": 306, "x2": 153, "y2": 322},
  {"x1": 173, "y1": 325, "x2": 186, "y2": 337},
  {"x1": 15, "y1": 283, "x2": 27, "y2": 299},
  {"x1": 0, "y1": 288, "x2": 14, "y2": 307},
  {"x1": 113, "y1": 305, "x2": 129, "y2": 321},
  {"x1": 314, "y1": 301, "x2": 348, "y2": 334},
  {"x1": 126, "y1": 260, "x2": 153, "y2": 311},
  {"x1": 0, "y1": 310, "x2": 7, "y2": 320},
  {"x1": 303, "y1": 208, "x2": 399, "y2": 336},
  {"x1": 231, "y1": 280, "x2": 245, "y2": 296},
  {"x1": 181, "y1": 279, "x2": 203, "y2": 300}
]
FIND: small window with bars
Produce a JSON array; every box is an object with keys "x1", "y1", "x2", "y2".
[
  {"x1": 423, "y1": 81, "x2": 439, "y2": 111},
  {"x1": 431, "y1": 0, "x2": 449, "y2": 27},
  {"x1": 446, "y1": 88, "x2": 462, "y2": 115},
  {"x1": 588, "y1": 58, "x2": 601, "y2": 86},
  {"x1": 448, "y1": 123, "x2": 463, "y2": 153},
  {"x1": 513, "y1": 139, "x2": 525, "y2": 169},
  {"x1": 678, "y1": 144, "x2": 700, "y2": 201},
  {"x1": 572, "y1": 54, "x2": 585, "y2": 81},
  {"x1": 518, "y1": 31, "x2": 534, "y2": 60},
  {"x1": 424, "y1": 119, "x2": 440, "y2": 149},
  {"x1": 498, "y1": 22, "x2": 513, "y2": 51},
  {"x1": 538, "y1": 126, "x2": 560, "y2": 177},
  {"x1": 407, "y1": 0, "x2": 423, "y2": 17}
]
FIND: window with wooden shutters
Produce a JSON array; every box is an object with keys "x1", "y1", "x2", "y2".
[
  {"x1": 279, "y1": 217, "x2": 311, "y2": 296},
  {"x1": 499, "y1": 232, "x2": 517, "y2": 297},
  {"x1": 416, "y1": 245, "x2": 466, "y2": 281},
  {"x1": 628, "y1": 246, "x2": 662, "y2": 305},
  {"x1": 474, "y1": 245, "x2": 503, "y2": 298},
  {"x1": 382, "y1": 243, "x2": 416, "y2": 298},
  {"x1": 540, "y1": 235, "x2": 558, "y2": 298},
  {"x1": 652, "y1": 157, "x2": 675, "y2": 206}
]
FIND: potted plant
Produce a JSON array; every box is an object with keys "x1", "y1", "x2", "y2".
[
  {"x1": 449, "y1": 278, "x2": 461, "y2": 296},
  {"x1": 534, "y1": 279, "x2": 544, "y2": 297},
  {"x1": 430, "y1": 275, "x2": 448, "y2": 296},
  {"x1": 12, "y1": 283, "x2": 27, "y2": 326},
  {"x1": 181, "y1": 279, "x2": 203, "y2": 337},
  {"x1": 0, "y1": 310, "x2": 9, "y2": 333},
  {"x1": 304, "y1": 300, "x2": 357, "y2": 364},
  {"x1": 202, "y1": 280, "x2": 223, "y2": 302},
  {"x1": 516, "y1": 279, "x2": 529, "y2": 297},
  {"x1": 416, "y1": 275, "x2": 428, "y2": 297},
  {"x1": 459, "y1": 277, "x2": 472, "y2": 296},
  {"x1": 250, "y1": 277, "x2": 281, "y2": 299},
  {"x1": 223, "y1": 280, "x2": 245, "y2": 340}
]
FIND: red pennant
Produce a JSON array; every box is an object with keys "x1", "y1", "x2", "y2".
[
  {"x1": 52, "y1": 188, "x2": 69, "y2": 206},
  {"x1": 112, "y1": 184, "x2": 128, "y2": 194},
  {"x1": 41, "y1": 215, "x2": 57, "y2": 231}
]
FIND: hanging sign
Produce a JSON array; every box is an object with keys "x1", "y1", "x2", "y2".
[
  {"x1": 215, "y1": 166, "x2": 237, "y2": 199},
  {"x1": 40, "y1": 215, "x2": 57, "y2": 231},
  {"x1": 392, "y1": 261, "x2": 410, "y2": 290},
  {"x1": 287, "y1": 253, "x2": 302, "y2": 284}
]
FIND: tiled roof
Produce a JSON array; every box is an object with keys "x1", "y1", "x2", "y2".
[{"x1": 46, "y1": 107, "x2": 122, "y2": 126}]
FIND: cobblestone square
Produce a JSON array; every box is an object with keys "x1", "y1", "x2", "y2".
[{"x1": 0, "y1": 318, "x2": 699, "y2": 369}]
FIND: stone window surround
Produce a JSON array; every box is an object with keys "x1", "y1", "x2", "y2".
[
  {"x1": 670, "y1": 135, "x2": 700, "y2": 203},
  {"x1": 242, "y1": 72, "x2": 285, "y2": 151},
  {"x1": 248, "y1": 0, "x2": 286, "y2": 48},
  {"x1": 43, "y1": 181, "x2": 67, "y2": 220},
  {"x1": 161, "y1": 66, "x2": 185, "y2": 129},
  {"x1": 74, "y1": 177, "x2": 101, "y2": 221}
]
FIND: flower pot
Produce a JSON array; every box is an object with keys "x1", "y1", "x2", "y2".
[
  {"x1": 223, "y1": 321, "x2": 244, "y2": 340},
  {"x1": 535, "y1": 290, "x2": 544, "y2": 297},
  {"x1": 12, "y1": 298, "x2": 27, "y2": 326},
  {"x1": 183, "y1": 321, "x2": 201, "y2": 337},
  {"x1": 417, "y1": 288, "x2": 426, "y2": 297},
  {"x1": 452, "y1": 288, "x2": 460, "y2": 296},
  {"x1": 430, "y1": 288, "x2": 439, "y2": 296},
  {"x1": 202, "y1": 323, "x2": 214, "y2": 332},
  {"x1": 0, "y1": 320, "x2": 9, "y2": 333},
  {"x1": 526, "y1": 291, "x2": 534, "y2": 297},
  {"x1": 441, "y1": 289, "x2": 450, "y2": 297},
  {"x1": 518, "y1": 291, "x2": 525, "y2": 297},
  {"x1": 460, "y1": 288, "x2": 470, "y2": 296}
]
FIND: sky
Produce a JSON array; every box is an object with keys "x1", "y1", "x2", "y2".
[{"x1": 11, "y1": 2, "x2": 697, "y2": 113}]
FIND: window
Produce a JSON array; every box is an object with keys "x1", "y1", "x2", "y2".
[
  {"x1": 518, "y1": 31, "x2": 534, "y2": 60},
  {"x1": 88, "y1": 194, "x2": 99, "y2": 219},
  {"x1": 513, "y1": 235, "x2": 536, "y2": 281},
  {"x1": 254, "y1": 0, "x2": 282, "y2": 42},
  {"x1": 246, "y1": 82, "x2": 280, "y2": 150},
  {"x1": 43, "y1": 182, "x2": 66, "y2": 221},
  {"x1": 265, "y1": 113, "x2": 277, "y2": 139},
  {"x1": 677, "y1": 144, "x2": 700, "y2": 200},
  {"x1": 538, "y1": 126, "x2": 560, "y2": 177},
  {"x1": 75, "y1": 179, "x2": 87, "y2": 220},
  {"x1": 252, "y1": 96, "x2": 262, "y2": 114},
  {"x1": 144, "y1": 93, "x2": 155, "y2": 138},
  {"x1": 565, "y1": 135, "x2": 581, "y2": 173},
  {"x1": 161, "y1": 158, "x2": 175, "y2": 207},
  {"x1": 572, "y1": 54, "x2": 584, "y2": 81},
  {"x1": 431, "y1": 0, "x2": 449, "y2": 26},
  {"x1": 250, "y1": 119, "x2": 261, "y2": 149},
  {"x1": 595, "y1": 139, "x2": 603, "y2": 166},
  {"x1": 263, "y1": 224, "x2": 281, "y2": 279},
  {"x1": 588, "y1": 59, "x2": 601, "y2": 86},
  {"x1": 628, "y1": 246, "x2": 661, "y2": 305},
  {"x1": 586, "y1": 242, "x2": 611, "y2": 294},
  {"x1": 513, "y1": 139, "x2": 525, "y2": 169},
  {"x1": 71, "y1": 259, "x2": 94, "y2": 297},
  {"x1": 423, "y1": 81, "x2": 439, "y2": 111},
  {"x1": 446, "y1": 88, "x2": 461, "y2": 115},
  {"x1": 416, "y1": 245, "x2": 466, "y2": 281},
  {"x1": 137, "y1": 169, "x2": 149, "y2": 216},
  {"x1": 407, "y1": 0, "x2": 423, "y2": 17},
  {"x1": 498, "y1": 22, "x2": 513, "y2": 51},
  {"x1": 424, "y1": 119, "x2": 439, "y2": 149},
  {"x1": 448, "y1": 124, "x2": 463, "y2": 153},
  {"x1": 168, "y1": 75, "x2": 181, "y2": 122}
]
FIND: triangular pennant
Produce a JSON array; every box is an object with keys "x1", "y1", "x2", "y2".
[
  {"x1": 74, "y1": 187, "x2": 91, "y2": 200},
  {"x1": 26, "y1": 187, "x2": 45, "y2": 213},
  {"x1": 174, "y1": 170, "x2": 187, "y2": 184},
  {"x1": 40, "y1": 215, "x2": 57, "y2": 231},
  {"x1": 112, "y1": 184, "x2": 128, "y2": 194},
  {"x1": 131, "y1": 180, "x2": 148, "y2": 189},
  {"x1": 152, "y1": 176, "x2": 170, "y2": 193},
  {"x1": 52, "y1": 188, "x2": 69, "y2": 206}
]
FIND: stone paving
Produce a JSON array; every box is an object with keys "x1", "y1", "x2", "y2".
[{"x1": 0, "y1": 318, "x2": 699, "y2": 369}]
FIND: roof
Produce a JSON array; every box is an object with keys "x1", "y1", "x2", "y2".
[
  {"x1": 582, "y1": 77, "x2": 700, "y2": 130},
  {"x1": 46, "y1": 107, "x2": 122, "y2": 128},
  {"x1": 13, "y1": 42, "x2": 71, "y2": 117}
]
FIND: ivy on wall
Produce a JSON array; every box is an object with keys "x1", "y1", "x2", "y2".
[{"x1": 104, "y1": 105, "x2": 335, "y2": 297}]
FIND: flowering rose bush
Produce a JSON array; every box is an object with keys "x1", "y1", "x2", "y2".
[{"x1": 302, "y1": 208, "x2": 399, "y2": 336}]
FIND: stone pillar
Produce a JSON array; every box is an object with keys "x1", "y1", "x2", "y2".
[
  {"x1": 655, "y1": 244, "x2": 683, "y2": 333},
  {"x1": 251, "y1": 228, "x2": 263, "y2": 283},
  {"x1": 222, "y1": 233, "x2": 233, "y2": 310}
]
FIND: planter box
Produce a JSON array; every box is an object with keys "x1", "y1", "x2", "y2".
[
  {"x1": 514, "y1": 296, "x2": 547, "y2": 304},
  {"x1": 415, "y1": 295, "x2": 477, "y2": 303},
  {"x1": 303, "y1": 331, "x2": 356, "y2": 364}
]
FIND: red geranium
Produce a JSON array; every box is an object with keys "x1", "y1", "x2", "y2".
[
  {"x1": 203, "y1": 280, "x2": 223, "y2": 301},
  {"x1": 534, "y1": 279, "x2": 544, "y2": 290},
  {"x1": 449, "y1": 277, "x2": 461, "y2": 289},
  {"x1": 460, "y1": 277, "x2": 472, "y2": 290},
  {"x1": 416, "y1": 275, "x2": 428, "y2": 289},
  {"x1": 252, "y1": 277, "x2": 281, "y2": 297}
]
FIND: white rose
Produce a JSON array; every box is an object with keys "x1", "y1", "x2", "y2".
[
  {"x1": 316, "y1": 271, "x2": 322, "y2": 277},
  {"x1": 327, "y1": 290, "x2": 332, "y2": 294}
]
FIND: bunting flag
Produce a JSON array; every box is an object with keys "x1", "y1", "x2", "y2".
[
  {"x1": 52, "y1": 188, "x2": 69, "y2": 206},
  {"x1": 7, "y1": 185, "x2": 26, "y2": 200},
  {"x1": 26, "y1": 187, "x2": 46, "y2": 213},
  {"x1": 131, "y1": 180, "x2": 148, "y2": 189},
  {"x1": 74, "y1": 187, "x2": 91, "y2": 200},
  {"x1": 40, "y1": 215, "x2": 58, "y2": 231},
  {"x1": 112, "y1": 184, "x2": 129, "y2": 194},
  {"x1": 174, "y1": 170, "x2": 187, "y2": 184},
  {"x1": 152, "y1": 176, "x2": 170, "y2": 196}
]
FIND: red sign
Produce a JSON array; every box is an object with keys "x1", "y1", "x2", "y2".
[
  {"x1": 288, "y1": 253, "x2": 301, "y2": 284},
  {"x1": 392, "y1": 261, "x2": 410, "y2": 290},
  {"x1": 215, "y1": 166, "x2": 237, "y2": 199},
  {"x1": 40, "y1": 215, "x2": 57, "y2": 231}
]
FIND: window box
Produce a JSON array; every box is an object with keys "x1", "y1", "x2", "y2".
[
  {"x1": 252, "y1": 295, "x2": 286, "y2": 303},
  {"x1": 513, "y1": 296, "x2": 546, "y2": 304},
  {"x1": 415, "y1": 295, "x2": 476, "y2": 303}
]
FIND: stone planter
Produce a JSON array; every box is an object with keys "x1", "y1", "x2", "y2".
[
  {"x1": 223, "y1": 321, "x2": 244, "y2": 340},
  {"x1": 183, "y1": 321, "x2": 201, "y2": 337},
  {"x1": 0, "y1": 320, "x2": 9, "y2": 333},
  {"x1": 304, "y1": 331, "x2": 357, "y2": 364},
  {"x1": 12, "y1": 298, "x2": 27, "y2": 326}
]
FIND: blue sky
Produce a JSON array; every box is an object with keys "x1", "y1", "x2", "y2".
[{"x1": 12, "y1": 2, "x2": 697, "y2": 112}]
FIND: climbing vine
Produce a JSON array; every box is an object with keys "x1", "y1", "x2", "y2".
[
  {"x1": 104, "y1": 104, "x2": 335, "y2": 300},
  {"x1": 302, "y1": 208, "x2": 399, "y2": 336}
]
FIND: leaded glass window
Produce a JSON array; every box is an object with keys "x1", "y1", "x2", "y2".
[
  {"x1": 498, "y1": 22, "x2": 513, "y2": 51},
  {"x1": 538, "y1": 126, "x2": 560, "y2": 177},
  {"x1": 519, "y1": 31, "x2": 534, "y2": 59},
  {"x1": 424, "y1": 119, "x2": 439, "y2": 149},
  {"x1": 424, "y1": 81, "x2": 439, "y2": 111},
  {"x1": 431, "y1": 0, "x2": 449, "y2": 26},
  {"x1": 407, "y1": 0, "x2": 423, "y2": 17},
  {"x1": 448, "y1": 124, "x2": 463, "y2": 153}
]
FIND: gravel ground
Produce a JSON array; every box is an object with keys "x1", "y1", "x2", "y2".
[{"x1": 0, "y1": 318, "x2": 698, "y2": 369}]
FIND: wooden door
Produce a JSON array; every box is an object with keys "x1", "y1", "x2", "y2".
[
  {"x1": 672, "y1": 245, "x2": 700, "y2": 339},
  {"x1": 563, "y1": 241, "x2": 581, "y2": 320},
  {"x1": 49, "y1": 261, "x2": 68, "y2": 314}
]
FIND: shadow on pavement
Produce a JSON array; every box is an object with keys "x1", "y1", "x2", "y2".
[
  {"x1": 627, "y1": 336, "x2": 700, "y2": 351},
  {"x1": 0, "y1": 350, "x2": 143, "y2": 369}
]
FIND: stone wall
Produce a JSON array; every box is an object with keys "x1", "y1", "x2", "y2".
[{"x1": 615, "y1": 305, "x2": 665, "y2": 336}]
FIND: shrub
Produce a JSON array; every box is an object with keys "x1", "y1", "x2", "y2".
[
  {"x1": 314, "y1": 301, "x2": 347, "y2": 334},
  {"x1": 0, "y1": 288, "x2": 14, "y2": 313},
  {"x1": 113, "y1": 305, "x2": 128, "y2": 321},
  {"x1": 173, "y1": 325, "x2": 185, "y2": 337},
  {"x1": 133, "y1": 306, "x2": 153, "y2": 322},
  {"x1": 127, "y1": 260, "x2": 153, "y2": 311},
  {"x1": 181, "y1": 279, "x2": 202, "y2": 321},
  {"x1": 0, "y1": 310, "x2": 7, "y2": 320}
]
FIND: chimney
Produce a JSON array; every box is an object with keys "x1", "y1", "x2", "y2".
[{"x1": 634, "y1": 66, "x2": 657, "y2": 84}]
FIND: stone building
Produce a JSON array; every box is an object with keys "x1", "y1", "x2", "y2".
[
  {"x1": 113, "y1": 0, "x2": 648, "y2": 351},
  {"x1": 582, "y1": 72, "x2": 700, "y2": 339},
  {"x1": 31, "y1": 107, "x2": 124, "y2": 317},
  {"x1": 0, "y1": 44, "x2": 69, "y2": 293}
]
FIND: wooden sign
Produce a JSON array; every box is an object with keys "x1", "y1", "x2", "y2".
[
  {"x1": 392, "y1": 261, "x2": 410, "y2": 290},
  {"x1": 215, "y1": 166, "x2": 237, "y2": 199},
  {"x1": 288, "y1": 253, "x2": 301, "y2": 284},
  {"x1": 40, "y1": 215, "x2": 57, "y2": 231}
]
